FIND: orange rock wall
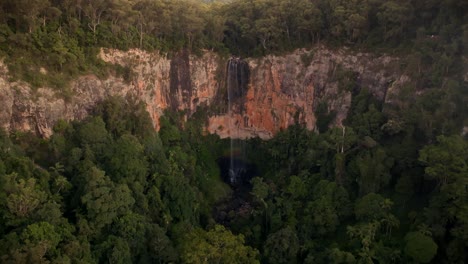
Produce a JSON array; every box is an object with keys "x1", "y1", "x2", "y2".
[
  {"x1": 0, "y1": 47, "x2": 407, "y2": 139},
  {"x1": 209, "y1": 55, "x2": 316, "y2": 139}
]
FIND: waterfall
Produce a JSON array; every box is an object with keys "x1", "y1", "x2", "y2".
[
  {"x1": 226, "y1": 57, "x2": 249, "y2": 185},
  {"x1": 227, "y1": 59, "x2": 236, "y2": 183}
]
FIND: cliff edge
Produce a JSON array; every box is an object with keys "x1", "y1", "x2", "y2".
[{"x1": 0, "y1": 47, "x2": 408, "y2": 139}]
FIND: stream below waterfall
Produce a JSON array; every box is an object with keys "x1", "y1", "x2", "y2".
[{"x1": 214, "y1": 57, "x2": 256, "y2": 224}]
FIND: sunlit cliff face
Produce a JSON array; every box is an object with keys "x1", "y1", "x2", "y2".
[{"x1": 0, "y1": 47, "x2": 406, "y2": 139}]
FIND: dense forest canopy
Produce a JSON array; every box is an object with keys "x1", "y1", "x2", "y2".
[
  {"x1": 0, "y1": 0, "x2": 466, "y2": 88},
  {"x1": 1, "y1": 92, "x2": 467, "y2": 263},
  {"x1": 0, "y1": 0, "x2": 467, "y2": 263}
]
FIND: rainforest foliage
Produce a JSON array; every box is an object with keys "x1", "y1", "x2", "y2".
[
  {"x1": 0, "y1": 90, "x2": 466, "y2": 263},
  {"x1": 0, "y1": 97, "x2": 246, "y2": 263},
  {"x1": 0, "y1": 0, "x2": 466, "y2": 88},
  {"x1": 0, "y1": 0, "x2": 467, "y2": 263}
]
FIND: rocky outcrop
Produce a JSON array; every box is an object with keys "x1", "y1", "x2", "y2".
[
  {"x1": 0, "y1": 47, "x2": 408, "y2": 139},
  {"x1": 209, "y1": 48, "x2": 405, "y2": 138}
]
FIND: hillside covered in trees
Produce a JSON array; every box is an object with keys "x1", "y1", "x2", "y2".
[
  {"x1": 0, "y1": 0, "x2": 466, "y2": 88},
  {"x1": 0, "y1": 0, "x2": 467, "y2": 263},
  {"x1": 0, "y1": 93, "x2": 467, "y2": 263}
]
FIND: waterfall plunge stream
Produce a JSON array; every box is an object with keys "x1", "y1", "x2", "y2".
[
  {"x1": 214, "y1": 58, "x2": 255, "y2": 225},
  {"x1": 226, "y1": 57, "x2": 249, "y2": 185}
]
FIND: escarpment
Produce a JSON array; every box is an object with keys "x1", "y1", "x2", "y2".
[{"x1": 0, "y1": 47, "x2": 409, "y2": 139}]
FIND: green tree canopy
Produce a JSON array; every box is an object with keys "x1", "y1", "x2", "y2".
[
  {"x1": 180, "y1": 225, "x2": 259, "y2": 264},
  {"x1": 404, "y1": 231, "x2": 437, "y2": 263}
]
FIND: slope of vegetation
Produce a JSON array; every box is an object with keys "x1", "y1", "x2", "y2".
[
  {"x1": 0, "y1": 0, "x2": 466, "y2": 89},
  {"x1": 0, "y1": 88, "x2": 467, "y2": 263},
  {"x1": 0, "y1": 97, "x2": 249, "y2": 263}
]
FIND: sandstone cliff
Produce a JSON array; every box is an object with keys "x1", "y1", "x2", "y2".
[{"x1": 0, "y1": 47, "x2": 408, "y2": 139}]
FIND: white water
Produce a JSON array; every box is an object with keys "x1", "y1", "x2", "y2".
[
  {"x1": 227, "y1": 58, "x2": 246, "y2": 184},
  {"x1": 228, "y1": 59, "x2": 236, "y2": 183}
]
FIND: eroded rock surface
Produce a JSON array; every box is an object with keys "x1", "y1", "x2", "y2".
[{"x1": 0, "y1": 47, "x2": 409, "y2": 139}]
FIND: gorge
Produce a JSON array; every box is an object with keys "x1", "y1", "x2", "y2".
[
  {"x1": 0, "y1": 46, "x2": 407, "y2": 139},
  {"x1": 1, "y1": 0, "x2": 467, "y2": 262}
]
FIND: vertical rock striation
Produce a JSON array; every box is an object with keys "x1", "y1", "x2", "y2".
[{"x1": 0, "y1": 47, "x2": 409, "y2": 139}]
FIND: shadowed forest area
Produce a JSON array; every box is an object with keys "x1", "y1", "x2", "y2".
[{"x1": 0, "y1": 0, "x2": 467, "y2": 263}]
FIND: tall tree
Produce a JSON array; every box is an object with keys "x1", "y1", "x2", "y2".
[
  {"x1": 81, "y1": 0, "x2": 112, "y2": 40},
  {"x1": 179, "y1": 225, "x2": 259, "y2": 264},
  {"x1": 80, "y1": 167, "x2": 135, "y2": 233}
]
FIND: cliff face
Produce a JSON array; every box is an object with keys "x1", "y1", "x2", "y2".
[{"x1": 0, "y1": 47, "x2": 407, "y2": 139}]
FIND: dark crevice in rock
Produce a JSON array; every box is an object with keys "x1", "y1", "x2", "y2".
[{"x1": 169, "y1": 50, "x2": 192, "y2": 111}]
